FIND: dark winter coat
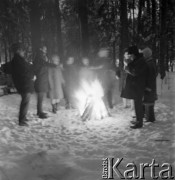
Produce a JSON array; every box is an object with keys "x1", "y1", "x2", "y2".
[
  {"x1": 143, "y1": 57, "x2": 157, "y2": 103},
  {"x1": 11, "y1": 54, "x2": 34, "y2": 93},
  {"x1": 121, "y1": 54, "x2": 148, "y2": 100},
  {"x1": 33, "y1": 51, "x2": 54, "y2": 93}
]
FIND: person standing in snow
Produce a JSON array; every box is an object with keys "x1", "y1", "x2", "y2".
[
  {"x1": 123, "y1": 46, "x2": 148, "y2": 129},
  {"x1": 33, "y1": 45, "x2": 55, "y2": 119},
  {"x1": 95, "y1": 48, "x2": 114, "y2": 109},
  {"x1": 117, "y1": 53, "x2": 134, "y2": 110},
  {"x1": 63, "y1": 55, "x2": 79, "y2": 109},
  {"x1": 142, "y1": 47, "x2": 157, "y2": 122},
  {"x1": 11, "y1": 43, "x2": 34, "y2": 126},
  {"x1": 48, "y1": 55, "x2": 65, "y2": 113}
]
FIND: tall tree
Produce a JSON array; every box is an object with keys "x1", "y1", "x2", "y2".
[
  {"x1": 29, "y1": 0, "x2": 41, "y2": 53},
  {"x1": 159, "y1": 0, "x2": 167, "y2": 79},
  {"x1": 54, "y1": 0, "x2": 63, "y2": 59},
  {"x1": 137, "y1": 0, "x2": 144, "y2": 35},
  {"x1": 119, "y1": 0, "x2": 129, "y2": 66},
  {"x1": 77, "y1": 0, "x2": 89, "y2": 57},
  {"x1": 151, "y1": 0, "x2": 156, "y2": 59}
]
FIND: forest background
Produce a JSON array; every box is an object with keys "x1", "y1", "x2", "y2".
[{"x1": 0, "y1": 0, "x2": 174, "y2": 79}]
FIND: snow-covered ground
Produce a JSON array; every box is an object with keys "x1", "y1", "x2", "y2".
[{"x1": 0, "y1": 72, "x2": 174, "y2": 180}]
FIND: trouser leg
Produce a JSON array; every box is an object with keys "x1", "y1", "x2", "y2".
[
  {"x1": 63, "y1": 84, "x2": 71, "y2": 108},
  {"x1": 145, "y1": 104, "x2": 155, "y2": 122},
  {"x1": 19, "y1": 93, "x2": 31, "y2": 123},
  {"x1": 134, "y1": 98, "x2": 143, "y2": 125},
  {"x1": 37, "y1": 92, "x2": 45, "y2": 114}
]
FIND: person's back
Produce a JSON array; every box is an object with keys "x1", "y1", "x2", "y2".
[{"x1": 33, "y1": 51, "x2": 48, "y2": 77}]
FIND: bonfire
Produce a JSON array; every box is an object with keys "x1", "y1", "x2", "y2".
[{"x1": 75, "y1": 78, "x2": 109, "y2": 121}]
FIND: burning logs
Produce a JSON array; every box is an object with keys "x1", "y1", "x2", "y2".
[{"x1": 75, "y1": 79, "x2": 109, "y2": 121}]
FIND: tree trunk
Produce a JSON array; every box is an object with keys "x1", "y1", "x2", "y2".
[
  {"x1": 151, "y1": 0, "x2": 156, "y2": 59},
  {"x1": 29, "y1": 0, "x2": 41, "y2": 53},
  {"x1": 166, "y1": 44, "x2": 169, "y2": 72},
  {"x1": 44, "y1": 2, "x2": 55, "y2": 55},
  {"x1": 137, "y1": 0, "x2": 144, "y2": 34},
  {"x1": 159, "y1": 0, "x2": 167, "y2": 79},
  {"x1": 119, "y1": 0, "x2": 129, "y2": 67},
  {"x1": 4, "y1": 40, "x2": 8, "y2": 63},
  {"x1": 7, "y1": 28, "x2": 12, "y2": 61},
  {"x1": 112, "y1": 0, "x2": 117, "y2": 64},
  {"x1": 77, "y1": 0, "x2": 89, "y2": 57},
  {"x1": 132, "y1": 0, "x2": 135, "y2": 39},
  {"x1": 0, "y1": 50, "x2": 1, "y2": 64},
  {"x1": 146, "y1": 0, "x2": 151, "y2": 15},
  {"x1": 112, "y1": 41, "x2": 116, "y2": 64},
  {"x1": 54, "y1": 0, "x2": 63, "y2": 60}
]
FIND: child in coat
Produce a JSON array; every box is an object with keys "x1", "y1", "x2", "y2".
[{"x1": 48, "y1": 55, "x2": 64, "y2": 113}]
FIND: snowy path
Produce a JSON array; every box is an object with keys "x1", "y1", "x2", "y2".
[{"x1": 0, "y1": 73, "x2": 174, "y2": 180}]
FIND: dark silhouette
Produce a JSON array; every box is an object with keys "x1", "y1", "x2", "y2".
[
  {"x1": 11, "y1": 43, "x2": 34, "y2": 126},
  {"x1": 142, "y1": 47, "x2": 157, "y2": 122},
  {"x1": 122, "y1": 46, "x2": 148, "y2": 129},
  {"x1": 33, "y1": 45, "x2": 55, "y2": 118}
]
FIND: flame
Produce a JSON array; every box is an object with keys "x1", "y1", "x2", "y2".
[{"x1": 75, "y1": 78, "x2": 108, "y2": 120}]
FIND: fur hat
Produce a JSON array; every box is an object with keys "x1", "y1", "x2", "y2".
[
  {"x1": 142, "y1": 47, "x2": 152, "y2": 59},
  {"x1": 127, "y1": 45, "x2": 139, "y2": 56}
]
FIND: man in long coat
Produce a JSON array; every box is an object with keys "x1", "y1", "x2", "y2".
[
  {"x1": 11, "y1": 43, "x2": 34, "y2": 126},
  {"x1": 123, "y1": 46, "x2": 148, "y2": 129}
]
